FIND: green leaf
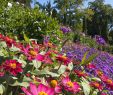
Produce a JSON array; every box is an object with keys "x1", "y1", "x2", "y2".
[
  {"x1": 23, "y1": 76, "x2": 32, "y2": 82},
  {"x1": 68, "y1": 62, "x2": 73, "y2": 70},
  {"x1": 9, "y1": 46, "x2": 20, "y2": 52},
  {"x1": 10, "y1": 81, "x2": 29, "y2": 88},
  {"x1": 32, "y1": 60, "x2": 42, "y2": 69},
  {"x1": 0, "y1": 84, "x2": 5, "y2": 94},
  {"x1": 83, "y1": 53, "x2": 98, "y2": 65},
  {"x1": 0, "y1": 41, "x2": 7, "y2": 48},
  {"x1": 58, "y1": 65, "x2": 67, "y2": 74},
  {"x1": 16, "y1": 59, "x2": 27, "y2": 67},
  {"x1": 23, "y1": 34, "x2": 30, "y2": 43},
  {"x1": 91, "y1": 77, "x2": 101, "y2": 81},
  {"x1": 11, "y1": 77, "x2": 18, "y2": 80},
  {"x1": 81, "y1": 52, "x2": 98, "y2": 65},
  {"x1": 33, "y1": 68, "x2": 60, "y2": 77},
  {"x1": 9, "y1": 91, "x2": 13, "y2": 95},
  {"x1": 81, "y1": 78, "x2": 90, "y2": 95},
  {"x1": 81, "y1": 51, "x2": 89, "y2": 65}
]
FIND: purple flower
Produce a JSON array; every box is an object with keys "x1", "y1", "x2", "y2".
[
  {"x1": 60, "y1": 26, "x2": 71, "y2": 34},
  {"x1": 95, "y1": 35, "x2": 106, "y2": 45}
]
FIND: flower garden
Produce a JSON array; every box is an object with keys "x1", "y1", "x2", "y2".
[{"x1": 0, "y1": 0, "x2": 113, "y2": 95}]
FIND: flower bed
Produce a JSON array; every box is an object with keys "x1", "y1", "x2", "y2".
[
  {"x1": 64, "y1": 44, "x2": 113, "y2": 94},
  {"x1": 0, "y1": 34, "x2": 112, "y2": 95}
]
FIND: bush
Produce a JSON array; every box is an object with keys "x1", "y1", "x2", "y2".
[{"x1": 0, "y1": 1, "x2": 63, "y2": 44}]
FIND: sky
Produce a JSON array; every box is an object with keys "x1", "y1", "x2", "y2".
[{"x1": 32, "y1": 0, "x2": 113, "y2": 7}]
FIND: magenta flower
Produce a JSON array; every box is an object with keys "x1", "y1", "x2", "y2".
[
  {"x1": 3, "y1": 60, "x2": 23, "y2": 76},
  {"x1": 22, "y1": 83, "x2": 55, "y2": 95},
  {"x1": 61, "y1": 77, "x2": 80, "y2": 93},
  {"x1": 21, "y1": 45, "x2": 45, "y2": 61}
]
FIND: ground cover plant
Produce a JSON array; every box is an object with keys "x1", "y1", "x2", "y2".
[{"x1": 63, "y1": 43, "x2": 113, "y2": 95}]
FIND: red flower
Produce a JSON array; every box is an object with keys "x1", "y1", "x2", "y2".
[
  {"x1": 74, "y1": 70, "x2": 87, "y2": 78},
  {"x1": 0, "y1": 34, "x2": 3, "y2": 39},
  {"x1": 96, "y1": 70, "x2": 103, "y2": 76},
  {"x1": 3, "y1": 60, "x2": 23, "y2": 76},
  {"x1": 3, "y1": 36, "x2": 15, "y2": 47},
  {"x1": 86, "y1": 64, "x2": 96, "y2": 69},
  {"x1": 56, "y1": 55, "x2": 71, "y2": 65},
  {"x1": 100, "y1": 75, "x2": 113, "y2": 90},
  {"x1": 90, "y1": 81, "x2": 103, "y2": 90}
]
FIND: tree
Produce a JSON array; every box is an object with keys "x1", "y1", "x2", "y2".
[
  {"x1": 35, "y1": 1, "x2": 57, "y2": 17},
  {"x1": 54, "y1": 0, "x2": 86, "y2": 30},
  {"x1": 85, "y1": 0, "x2": 113, "y2": 41}
]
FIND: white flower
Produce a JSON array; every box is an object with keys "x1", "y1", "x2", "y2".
[
  {"x1": 16, "y1": 2, "x2": 19, "y2": 4},
  {"x1": 8, "y1": 2, "x2": 12, "y2": 8},
  {"x1": 43, "y1": 20, "x2": 45, "y2": 23},
  {"x1": 38, "y1": 27, "x2": 41, "y2": 31}
]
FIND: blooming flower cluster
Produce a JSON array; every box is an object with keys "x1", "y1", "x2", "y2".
[
  {"x1": 95, "y1": 35, "x2": 106, "y2": 45},
  {"x1": 60, "y1": 26, "x2": 71, "y2": 34},
  {"x1": 0, "y1": 34, "x2": 111, "y2": 95},
  {"x1": 63, "y1": 44, "x2": 113, "y2": 94}
]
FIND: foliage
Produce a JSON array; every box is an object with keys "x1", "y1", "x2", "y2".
[
  {"x1": 0, "y1": 1, "x2": 63, "y2": 44},
  {"x1": 85, "y1": 0, "x2": 113, "y2": 41}
]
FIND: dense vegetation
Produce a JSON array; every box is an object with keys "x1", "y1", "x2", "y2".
[{"x1": 0, "y1": 0, "x2": 113, "y2": 95}]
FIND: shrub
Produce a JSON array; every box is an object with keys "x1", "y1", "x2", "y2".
[{"x1": 0, "y1": 1, "x2": 63, "y2": 44}]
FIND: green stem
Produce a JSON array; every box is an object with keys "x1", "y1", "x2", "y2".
[
  {"x1": 57, "y1": 63, "x2": 62, "y2": 71},
  {"x1": 4, "y1": 77, "x2": 10, "y2": 95},
  {"x1": 14, "y1": 62, "x2": 29, "y2": 94},
  {"x1": 32, "y1": 65, "x2": 35, "y2": 72},
  {"x1": 62, "y1": 38, "x2": 69, "y2": 47}
]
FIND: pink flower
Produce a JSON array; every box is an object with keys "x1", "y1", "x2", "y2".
[
  {"x1": 101, "y1": 93, "x2": 107, "y2": 95},
  {"x1": 3, "y1": 60, "x2": 23, "y2": 76},
  {"x1": 22, "y1": 83, "x2": 55, "y2": 95},
  {"x1": 36, "y1": 54, "x2": 45, "y2": 61},
  {"x1": 21, "y1": 45, "x2": 42, "y2": 61},
  {"x1": 42, "y1": 51, "x2": 54, "y2": 64},
  {"x1": 61, "y1": 77, "x2": 80, "y2": 93}
]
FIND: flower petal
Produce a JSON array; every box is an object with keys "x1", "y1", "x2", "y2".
[
  {"x1": 21, "y1": 87, "x2": 32, "y2": 95},
  {"x1": 30, "y1": 83, "x2": 38, "y2": 95}
]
